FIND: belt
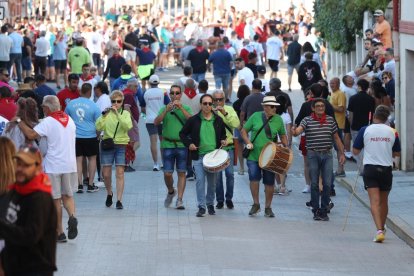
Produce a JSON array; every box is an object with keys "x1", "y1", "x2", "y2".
[{"x1": 308, "y1": 148, "x2": 332, "y2": 153}]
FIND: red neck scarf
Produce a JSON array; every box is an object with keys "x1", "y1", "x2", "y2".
[
  {"x1": 9, "y1": 173, "x2": 52, "y2": 195},
  {"x1": 81, "y1": 75, "x2": 93, "y2": 81},
  {"x1": 142, "y1": 47, "x2": 151, "y2": 53},
  {"x1": 224, "y1": 43, "x2": 231, "y2": 49},
  {"x1": 311, "y1": 112, "x2": 327, "y2": 126},
  {"x1": 307, "y1": 97, "x2": 315, "y2": 102},
  {"x1": 49, "y1": 110, "x2": 69, "y2": 127},
  {"x1": 184, "y1": 87, "x2": 197, "y2": 99},
  {"x1": 196, "y1": 46, "x2": 204, "y2": 53},
  {"x1": 123, "y1": 88, "x2": 135, "y2": 96}
]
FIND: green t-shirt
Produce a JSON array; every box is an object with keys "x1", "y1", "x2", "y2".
[
  {"x1": 158, "y1": 105, "x2": 192, "y2": 148},
  {"x1": 68, "y1": 46, "x2": 91, "y2": 74},
  {"x1": 199, "y1": 115, "x2": 216, "y2": 155},
  {"x1": 243, "y1": 112, "x2": 286, "y2": 161}
]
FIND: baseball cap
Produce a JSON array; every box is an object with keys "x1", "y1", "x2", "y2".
[
  {"x1": 257, "y1": 65, "x2": 266, "y2": 75},
  {"x1": 149, "y1": 74, "x2": 160, "y2": 84},
  {"x1": 196, "y1": 39, "x2": 203, "y2": 46},
  {"x1": 374, "y1": 9, "x2": 384, "y2": 17},
  {"x1": 14, "y1": 145, "x2": 42, "y2": 165}
]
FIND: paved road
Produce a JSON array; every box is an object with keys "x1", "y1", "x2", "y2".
[{"x1": 51, "y1": 66, "x2": 414, "y2": 275}]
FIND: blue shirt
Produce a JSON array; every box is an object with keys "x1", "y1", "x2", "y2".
[
  {"x1": 65, "y1": 97, "x2": 101, "y2": 138},
  {"x1": 9, "y1": 32, "x2": 23, "y2": 54},
  {"x1": 34, "y1": 84, "x2": 56, "y2": 100},
  {"x1": 135, "y1": 48, "x2": 156, "y2": 65},
  {"x1": 53, "y1": 39, "x2": 67, "y2": 60},
  {"x1": 208, "y1": 49, "x2": 232, "y2": 75}
]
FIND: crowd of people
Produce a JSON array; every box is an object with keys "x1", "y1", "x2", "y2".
[{"x1": 0, "y1": 4, "x2": 401, "y2": 275}]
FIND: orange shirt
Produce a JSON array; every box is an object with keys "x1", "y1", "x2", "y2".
[{"x1": 374, "y1": 20, "x2": 392, "y2": 49}]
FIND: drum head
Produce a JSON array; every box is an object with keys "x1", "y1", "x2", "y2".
[
  {"x1": 259, "y1": 142, "x2": 276, "y2": 168},
  {"x1": 203, "y1": 149, "x2": 229, "y2": 168}
]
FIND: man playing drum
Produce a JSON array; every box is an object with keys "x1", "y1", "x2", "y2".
[
  {"x1": 241, "y1": 96, "x2": 288, "y2": 217},
  {"x1": 292, "y1": 98, "x2": 345, "y2": 221},
  {"x1": 154, "y1": 85, "x2": 192, "y2": 210},
  {"x1": 179, "y1": 94, "x2": 227, "y2": 217},
  {"x1": 212, "y1": 90, "x2": 240, "y2": 209}
]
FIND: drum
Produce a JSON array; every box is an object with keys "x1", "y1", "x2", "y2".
[
  {"x1": 203, "y1": 149, "x2": 230, "y2": 173},
  {"x1": 259, "y1": 142, "x2": 293, "y2": 175}
]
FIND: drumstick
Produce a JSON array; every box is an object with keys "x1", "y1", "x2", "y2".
[{"x1": 213, "y1": 144, "x2": 224, "y2": 158}]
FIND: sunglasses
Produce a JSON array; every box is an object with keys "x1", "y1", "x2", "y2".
[
  {"x1": 20, "y1": 144, "x2": 39, "y2": 154},
  {"x1": 382, "y1": 77, "x2": 388, "y2": 80},
  {"x1": 214, "y1": 98, "x2": 224, "y2": 102},
  {"x1": 170, "y1": 91, "x2": 181, "y2": 95},
  {"x1": 111, "y1": 100, "x2": 123, "y2": 104},
  {"x1": 202, "y1": 102, "x2": 213, "y2": 106},
  {"x1": 315, "y1": 104, "x2": 325, "y2": 108},
  {"x1": 264, "y1": 105, "x2": 276, "y2": 109}
]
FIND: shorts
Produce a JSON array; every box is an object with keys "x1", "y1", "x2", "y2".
[
  {"x1": 76, "y1": 138, "x2": 99, "y2": 157},
  {"x1": 100, "y1": 144, "x2": 126, "y2": 166},
  {"x1": 268, "y1": 59, "x2": 279, "y2": 72},
  {"x1": 139, "y1": 67, "x2": 155, "y2": 80},
  {"x1": 344, "y1": 117, "x2": 351, "y2": 134},
  {"x1": 287, "y1": 63, "x2": 300, "y2": 76},
  {"x1": 151, "y1": 42, "x2": 160, "y2": 55},
  {"x1": 246, "y1": 160, "x2": 275, "y2": 185},
  {"x1": 159, "y1": 43, "x2": 168, "y2": 54},
  {"x1": 124, "y1": 50, "x2": 137, "y2": 62},
  {"x1": 22, "y1": 56, "x2": 32, "y2": 70},
  {"x1": 146, "y1": 123, "x2": 162, "y2": 136},
  {"x1": 48, "y1": 172, "x2": 78, "y2": 199},
  {"x1": 47, "y1": 55, "x2": 54, "y2": 67},
  {"x1": 299, "y1": 135, "x2": 307, "y2": 156},
  {"x1": 54, "y1": 60, "x2": 67, "y2": 71},
  {"x1": 162, "y1": 148, "x2": 187, "y2": 173},
  {"x1": 363, "y1": 164, "x2": 393, "y2": 191}
]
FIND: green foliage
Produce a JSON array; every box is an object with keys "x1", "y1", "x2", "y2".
[{"x1": 314, "y1": 0, "x2": 390, "y2": 53}]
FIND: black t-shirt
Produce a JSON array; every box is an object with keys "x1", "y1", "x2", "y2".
[
  {"x1": 245, "y1": 63, "x2": 258, "y2": 78},
  {"x1": 22, "y1": 36, "x2": 33, "y2": 58},
  {"x1": 266, "y1": 89, "x2": 292, "y2": 109},
  {"x1": 347, "y1": 92, "x2": 376, "y2": 131},
  {"x1": 187, "y1": 49, "x2": 210, "y2": 74},
  {"x1": 287, "y1": 41, "x2": 302, "y2": 65},
  {"x1": 138, "y1": 34, "x2": 152, "y2": 47},
  {"x1": 123, "y1": 32, "x2": 139, "y2": 49}
]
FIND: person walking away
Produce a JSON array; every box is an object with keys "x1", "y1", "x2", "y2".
[{"x1": 286, "y1": 34, "x2": 302, "y2": 92}]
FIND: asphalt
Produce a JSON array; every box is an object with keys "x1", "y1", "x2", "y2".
[{"x1": 10, "y1": 64, "x2": 414, "y2": 275}]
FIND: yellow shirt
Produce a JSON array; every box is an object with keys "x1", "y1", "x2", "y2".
[{"x1": 330, "y1": 89, "x2": 346, "y2": 129}]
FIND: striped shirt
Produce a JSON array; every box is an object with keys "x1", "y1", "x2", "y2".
[{"x1": 300, "y1": 115, "x2": 338, "y2": 151}]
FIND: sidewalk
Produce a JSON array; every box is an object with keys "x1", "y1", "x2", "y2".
[{"x1": 338, "y1": 171, "x2": 414, "y2": 248}]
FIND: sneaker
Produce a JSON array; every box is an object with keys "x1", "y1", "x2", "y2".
[
  {"x1": 186, "y1": 174, "x2": 195, "y2": 181},
  {"x1": 116, "y1": 200, "x2": 123, "y2": 209},
  {"x1": 164, "y1": 189, "x2": 177, "y2": 208},
  {"x1": 207, "y1": 205, "x2": 215, "y2": 215},
  {"x1": 288, "y1": 88, "x2": 292, "y2": 92},
  {"x1": 176, "y1": 198, "x2": 185, "y2": 210},
  {"x1": 77, "y1": 184, "x2": 84, "y2": 193},
  {"x1": 302, "y1": 185, "x2": 311, "y2": 193},
  {"x1": 225, "y1": 200, "x2": 234, "y2": 209},
  {"x1": 278, "y1": 187, "x2": 290, "y2": 196},
  {"x1": 306, "y1": 201, "x2": 313, "y2": 210},
  {"x1": 330, "y1": 188, "x2": 336, "y2": 197},
  {"x1": 67, "y1": 216, "x2": 78, "y2": 240},
  {"x1": 319, "y1": 212, "x2": 329, "y2": 221},
  {"x1": 87, "y1": 184, "x2": 99, "y2": 193},
  {"x1": 238, "y1": 170, "x2": 245, "y2": 175},
  {"x1": 196, "y1": 207, "x2": 206, "y2": 217},
  {"x1": 373, "y1": 230, "x2": 385, "y2": 243},
  {"x1": 105, "y1": 192, "x2": 113, "y2": 207},
  {"x1": 153, "y1": 164, "x2": 160, "y2": 171},
  {"x1": 216, "y1": 202, "x2": 224, "y2": 209},
  {"x1": 57, "y1": 232, "x2": 67, "y2": 243},
  {"x1": 327, "y1": 200, "x2": 334, "y2": 213},
  {"x1": 264, "y1": 207, "x2": 275, "y2": 218},
  {"x1": 95, "y1": 181, "x2": 105, "y2": 188},
  {"x1": 125, "y1": 165, "x2": 135, "y2": 172},
  {"x1": 248, "y1": 203, "x2": 261, "y2": 216},
  {"x1": 334, "y1": 171, "x2": 346, "y2": 177}
]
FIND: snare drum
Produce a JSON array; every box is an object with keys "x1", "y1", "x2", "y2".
[
  {"x1": 259, "y1": 142, "x2": 293, "y2": 175},
  {"x1": 203, "y1": 149, "x2": 230, "y2": 173}
]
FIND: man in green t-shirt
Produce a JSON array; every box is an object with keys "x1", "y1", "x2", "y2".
[
  {"x1": 68, "y1": 39, "x2": 91, "y2": 75},
  {"x1": 241, "y1": 96, "x2": 288, "y2": 218},
  {"x1": 154, "y1": 85, "x2": 192, "y2": 210},
  {"x1": 179, "y1": 94, "x2": 227, "y2": 217}
]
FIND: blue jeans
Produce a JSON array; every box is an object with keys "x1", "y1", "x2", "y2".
[
  {"x1": 193, "y1": 155, "x2": 217, "y2": 208},
  {"x1": 307, "y1": 150, "x2": 333, "y2": 213},
  {"x1": 192, "y1": 73, "x2": 206, "y2": 82},
  {"x1": 216, "y1": 149, "x2": 234, "y2": 203},
  {"x1": 213, "y1": 73, "x2": 230, "y2": 91},
  {"x1": 8, "y1": 53, "x2": 22, "y2": 82}
]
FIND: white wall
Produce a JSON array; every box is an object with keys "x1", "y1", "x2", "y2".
[{"x1": 401, "y1": 0, "x2": 414, "y2": 22}]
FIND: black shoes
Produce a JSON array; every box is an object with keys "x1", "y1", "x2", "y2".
[
  {"x1": 216, "y1": 202, "x2": 224, "y2": 209},
  {"x1": 105, "y1": 193, "x2": 113, "y2": 207},
  {"x1": 67, "y1": 215, "x2": 78, "y2": 240},
  {"x1": 207, "y1": 205, "x2": 215, "y2": 215},
  {"x1": 87, "y1": 184, "x2": 99, "y2": 193},
  {"x1": 57, "y1": 232, "x2": 67, "y2": 243},
  {"x1": 313, "y1": 210, "x2": 329, "y2": 221},
  {"x1": 330, "y1": 188, "x2": 336, "y2": 197},
  {"x1": 196, "y1": 207, "x2": 206, "y2": 217},
  {"x1": 77, "y1": 184, "x2": 83, "y2": 193},
  {"x1": 225, "y1": 200, "x2": 234, "y2": 209},
  {"x1": 116, "y1": 200, "x2": 123, "y2": 209}
]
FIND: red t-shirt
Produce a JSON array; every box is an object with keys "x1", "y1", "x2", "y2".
[
  {"x1": 0, "y1": 98, "x2": 18, "y2": 120},
  {"x1": 57, "y1": 88, "x2": 80, "y2": 111}
]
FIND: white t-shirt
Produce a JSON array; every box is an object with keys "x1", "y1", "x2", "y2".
[
  {"x1": 144, "y1": 87, "x2": 168, "y2": 124},
  {"x1": 181, "y1": 92, "x2": 201, "y2": 115},
  {"x1": 35, "y1": 37, "x2": 50, "y2": 57},
  {"x1": 260, "y1": 78, "x2": 270, "y2": 94},
  {"x1": 95, "y1": 94, "x2": 111, "y2": 112},
  {"x1": 78, "y1": 77, "x2": 98, "y2": 100},
  {"x1": 34, "y1": 116, "x2": 77, "y2": 173},
  {"x1": 251, "y1": 41, "x2": 264, "y2": 65},
  {"x1": 238, "y1": 67, "x2": 254, "y2": 89},
  {"x1": 266, "y1": 36, "x2": 283, "y2": 61},
  {"x1": 88, "y1": 31, "x2": 104, "y2": 54}
]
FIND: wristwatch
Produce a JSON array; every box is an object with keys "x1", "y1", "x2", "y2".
[{"x1": 16, "y1": 117, "x2": 21, "y2": 123}]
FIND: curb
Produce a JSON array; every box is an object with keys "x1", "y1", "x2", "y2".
[{"x1": 338, "y1": 178, "x2": 414, "y2": 249}]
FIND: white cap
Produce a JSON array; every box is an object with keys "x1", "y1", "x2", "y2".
[{"x1": 149, "y1": 75, "x2": 160, "y2": 84}]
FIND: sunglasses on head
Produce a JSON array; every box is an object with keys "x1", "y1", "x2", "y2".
[
  {"x1": 111, "y1": 100, "x2": 122, "y2": 104},
  {"x1": 214, "y1": 98, "x2": 224, "y2": 102},
  {"x1": 20, "y1": 144, "x2": 39, "y2": 154},
  {"x1": 202, "y1": 102, "x2": 213, "y2": 106}
]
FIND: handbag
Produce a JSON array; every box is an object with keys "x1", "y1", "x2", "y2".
[
  {"x1": 242, "y1": 113, "x2": 272, "y2": 158},
  {"x1": 101, "y1": 109, "x2": 123, "y2": 151}
]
